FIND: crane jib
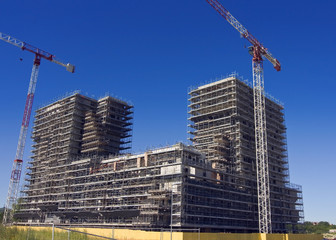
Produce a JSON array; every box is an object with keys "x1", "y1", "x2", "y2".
[
  {"x1": 22, "y1": 43, "x2": 54, "y2": 62},
  {"x1": 206, "y1": 0, "x2": 281, "y2": 71}
]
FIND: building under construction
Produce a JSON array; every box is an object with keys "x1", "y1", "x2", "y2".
[
  {"x1": 188, "y1": 73, "x2": 303, "y2": 231},
  {"x1": 16, "y1": 76, "x2": 303, "y2": 232}
]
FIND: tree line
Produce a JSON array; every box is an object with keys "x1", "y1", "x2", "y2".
[{"x1": 297, "y1": 221, "x2": 336, "y2": 234}]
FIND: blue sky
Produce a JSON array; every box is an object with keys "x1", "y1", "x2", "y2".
[{"x1": 0, "y1": 0, "x2": 335, "y2": 224}]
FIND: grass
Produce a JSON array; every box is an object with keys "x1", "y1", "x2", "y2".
[{"x1": 0, "y1": 225, "x2": 102, "y2": 240}]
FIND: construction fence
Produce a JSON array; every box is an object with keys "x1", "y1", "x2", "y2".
[{"x1": 15, "y1": 226, "x2": 323, "y2": 240}]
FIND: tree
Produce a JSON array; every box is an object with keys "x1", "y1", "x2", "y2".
[
  {"x1": 0, "y1": 208, "x2": 4, "y2": 224},
  {"x1": 299, "y1": 221, "x2": 336, "y2": 234}
]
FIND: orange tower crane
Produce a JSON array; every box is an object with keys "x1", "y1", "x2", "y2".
[
  {"x1": 0, "y1": 32, "x2": 75, "y2": 225},
  {"x1": 206, "y1": 0, "x2": 281, "y2": 233}
]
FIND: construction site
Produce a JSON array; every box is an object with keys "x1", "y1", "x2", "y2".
[
  {"x1": 1, "y1": 0, "x2": 322, "y2": 239},
  {"x1": 12, "y1": 74, "x2": 303, "y2": 233}
]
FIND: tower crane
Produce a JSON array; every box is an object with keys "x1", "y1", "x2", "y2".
[
  {"x1": 0, "y1": 32, "x2": 75, "y2": 225},
  {"x1": 206, "y1": 0, "x2": 281, "y2": 233}
]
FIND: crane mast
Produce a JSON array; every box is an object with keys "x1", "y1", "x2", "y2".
[
  {"x1": 0, "y1": 32, "x2": 75, "y2": 225},
  {"x1": 206, "y1": 0, "x2": 281, "y2": 233}
]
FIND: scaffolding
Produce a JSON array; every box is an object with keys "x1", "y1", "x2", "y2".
[
  {"x1": 15, "y1": 84, "x2": 303, "y2": 233},
  {"x1": 17, "y1": 142, "x2": 302, "y2": 233},
  {"x1": 188, "y1": 75, "x2": 303, "y2": 232}
]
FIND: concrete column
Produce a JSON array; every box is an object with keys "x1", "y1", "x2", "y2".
[
  {"x1": 144, "y1": 153, "x2": 148, "y2": 167},
  {"x1": 137, "y1": 157, "x2": 141, "y2": 168}
]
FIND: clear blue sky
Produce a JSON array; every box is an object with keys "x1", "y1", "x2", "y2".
[{"x1": 0, "y1": 0, "x2": 335, "y2": 224}]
